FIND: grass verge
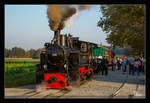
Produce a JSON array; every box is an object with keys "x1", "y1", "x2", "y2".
[
  {"x1": 5, "y1": 71, "x2": 36, "y2": 88},
  {"x1": 5, "y1": 60, "x2": 38, "y2": 88}
]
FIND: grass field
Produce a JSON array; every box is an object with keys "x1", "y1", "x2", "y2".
[
  {"x1": 5, "y1": 58, "x2": 40, "y2": 62},
  {"x1": 5, "y1": 58, "x2": 40, "y2": 88}
]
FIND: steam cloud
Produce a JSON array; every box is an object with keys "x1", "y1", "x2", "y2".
[{"x1": 47, "y1": 5, "x2": 94, "y2": 31}]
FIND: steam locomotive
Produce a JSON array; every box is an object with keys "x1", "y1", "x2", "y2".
[{"x1": 36, "y1": 30, "x2": 112, "y2": 89}]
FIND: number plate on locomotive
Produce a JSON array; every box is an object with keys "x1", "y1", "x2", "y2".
[{"x1": 52, "y1": 53, "x2": 57, "y2": 56}]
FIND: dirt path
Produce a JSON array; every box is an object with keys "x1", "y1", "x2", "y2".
[{"x1": 5, "y1": 70, "x2": 145, "y2": 99}]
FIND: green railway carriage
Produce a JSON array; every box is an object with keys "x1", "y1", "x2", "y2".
[{"x1": 92, "y1": 45, "x2": 112, "y2": 65}]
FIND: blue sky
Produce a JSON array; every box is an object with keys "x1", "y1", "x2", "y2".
[{"x1": 5, "y1": 5, "x2": 110, "y2": 50}]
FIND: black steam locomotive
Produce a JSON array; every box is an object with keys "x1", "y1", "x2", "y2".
[{"x1": 36, "y1": 30, "x2": 109, "y2": 88}]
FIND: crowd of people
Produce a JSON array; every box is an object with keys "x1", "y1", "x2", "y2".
[{"x1": 97, "y1": 55, "x2": 145, "y2": 76}]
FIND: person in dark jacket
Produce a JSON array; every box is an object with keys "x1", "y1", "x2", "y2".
[
  {"x1": 101, "y1": 56, "x2": 109, "y2": 75},
  {"x1": 96, "y1": 56, "x2": 103, "y2": 74},
  {"x1": 139, "y1": 57, "x2": 143, "y2": 73},
  {"x1": 97, "y1": 58, "x2": 102, "y2": 74}
]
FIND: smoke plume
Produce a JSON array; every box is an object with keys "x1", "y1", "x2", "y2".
[
  {"x1": 65, "y1": 11, "x2": 80, "y2": 33},
  {"x1": 66, "y1": 5, "x2": 94, "y2": 33},
  {"x1": 47, "y1": 5, "x2": 94, "y2": 31}
]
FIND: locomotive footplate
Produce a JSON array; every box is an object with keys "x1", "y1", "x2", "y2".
[{"x1": 43, "y1": 73, "x2": 72, "y2": 89}]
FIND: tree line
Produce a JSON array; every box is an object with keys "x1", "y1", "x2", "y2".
[
  {"x1": 5, "y1": 47, "x2": 45, "y2": 58},
  {"x1": 98, "y1": 5, "x2": 145, "y2": 56}
]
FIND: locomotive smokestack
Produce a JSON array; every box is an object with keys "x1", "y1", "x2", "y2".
[
  {"x1": 60, "y1": 35, "x2": 66, "y2": 46},
  {"x1": 54, "y1": 30, "x2": 60, "y2": 45}
]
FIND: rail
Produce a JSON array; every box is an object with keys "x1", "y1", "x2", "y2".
[
  {"x1": 21, "y1": 79, "x2": 89, "y2": 98},
  {"x1": 108, "y1": 70, "x2": 141, "y2": 98}
]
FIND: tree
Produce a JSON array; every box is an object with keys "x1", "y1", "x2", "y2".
[
  {"x1": 11, "y1": 47, "x2": 26, "y2": 57},
  {"x1": 27, "y1": 49, "x2": 36, "y2": 58},
  {"x1": 4, "y1": 48, "x2": 11, "y2": 57},
  {"x1": 36, "y1": 48, "x2": 45, "y2": 58},
  {"x1": 24, "y1": 51, "x2": 31, "y2": 58},
  {"x1": 5, "y1": 47, "x2": 45, "y2": 58},
  {"x1": 98, "y1": 5, "x2": 145, "y2": 55}
]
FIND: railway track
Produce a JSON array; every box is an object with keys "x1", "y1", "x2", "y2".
[
  {"x1": 43, "y1": 89, "x2": 71, "y2": 98},
  {"x1": 21, "y1": 80, "x2": 89, "y2": 98},
  {"x1": 42, "y1": 80, "x2": 90, "y2": 98},
  {"x1": 108, "y1": 73, "x2": 140, "y2": 98},
  {"x1": 109, "y1": 81, "x2": 126, "y2": 98},
  {"x1": 22, "y1": 89, "x2": 48, "y2": 98},
  {"x1": 108, "y1": 72, "x2": 128, "y2": 98},
  {"x1": 5, "y1": 70, "x2": 145, "y2": 98},
  {"x1": 129, "y1": 76, "x2": 140, "y2": 98}
]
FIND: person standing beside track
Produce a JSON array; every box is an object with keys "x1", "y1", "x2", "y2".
[
  {"x1": 133, "y1": 58, "x2": 141, "y2": 76},
  {"x1": 121, "y1": 57, "x2": 126, "y2": 74},
  {"x1": 97, "y1": 56, "x2": 103, "y2": 75},
  {"x1": 128, "y1": 56, "x2": 135, "y2": 75},
  {"x1": 139, "y1": 57, "x2": 143, "y2": 73},
  {"x1": 140, "y1": 57, "x2": 144, "y2": 73},
  {"x1": 124, "y1": 57, "x2": 128, "y2": 72},
  {"x1": 143, "y1": 58, "x2": 146, "y2": 74},
  {"x1": 119, "y1": 57, "x2": 123, "y2": 70},
  {"x1": 111, "y1": 57, "x2": 116, "y2": 71},
  {"x1": 101, "y1": 56, "x2": 109, "y2": 76},
  {"x1": 117, "y1": 57, "x2": 121, "y2": 70}
]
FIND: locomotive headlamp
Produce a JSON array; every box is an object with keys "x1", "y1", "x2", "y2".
[
  {"x1": 64, "y1": 64, "x2": 67, "y2": 68},
  {"x1": 43, "y1": 64, "x2": 48, "y2": 69}
]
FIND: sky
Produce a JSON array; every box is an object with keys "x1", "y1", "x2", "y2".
[{"x1": 5, "y1": 5, "x2": 110, "y2": 51}]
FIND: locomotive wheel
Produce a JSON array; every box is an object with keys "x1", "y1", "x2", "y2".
[
  {"x1": 86, "y1": 71, "x2": 92, "y2": 80},
  {"x1": 80, "y1": 74, "x2": 86, "y2": 81},
  {"x1": 66, "y1": 77, "x2": 72, "y2": 86}
]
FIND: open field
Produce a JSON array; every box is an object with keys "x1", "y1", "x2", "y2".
[
  {"x1": 5, "y1": 58, "x2": 39, "y2": 88},
  {"x1": 5, "y1": 58, "x2": 40, "y2": 62}
]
